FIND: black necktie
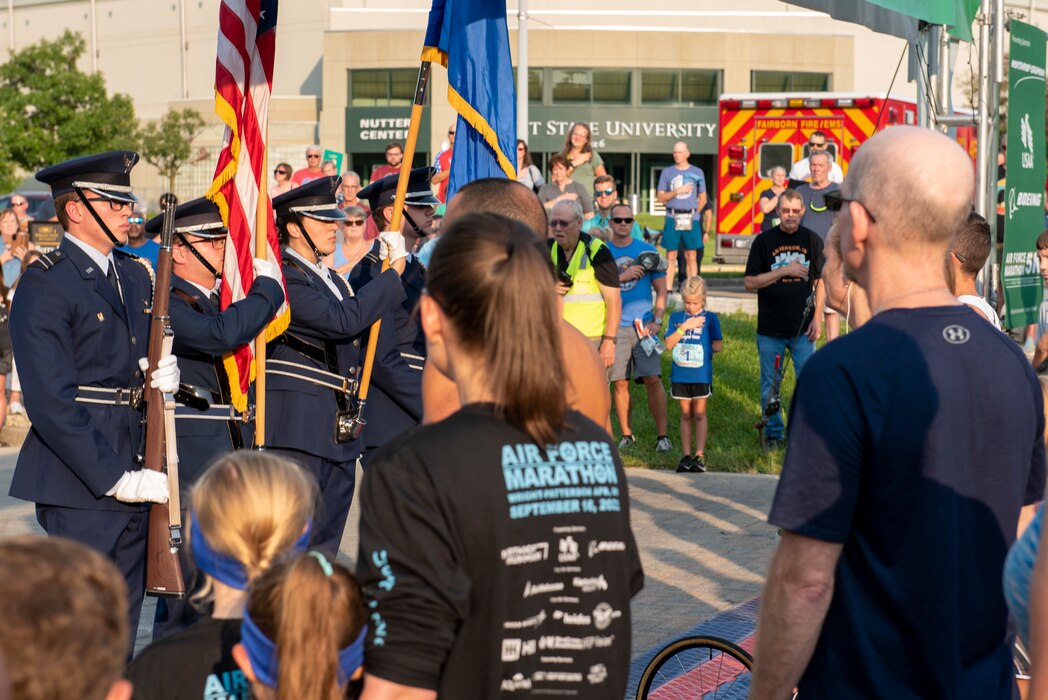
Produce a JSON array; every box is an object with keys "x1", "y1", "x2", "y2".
[
  {"x1": 209, "y1": 292, "x2": 221, "y2": 307},
  {"x1": 106, "y1": 263, "x2": 119, "y2": 293}
]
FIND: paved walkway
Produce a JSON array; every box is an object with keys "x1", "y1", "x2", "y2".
[{"x1": 0, "y1": 448, "x2": 779, "y2": 660}]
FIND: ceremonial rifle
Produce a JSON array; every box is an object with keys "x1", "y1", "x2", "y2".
[{"x1": 144, "y1": 193, "x2": 185, "y2": 597}]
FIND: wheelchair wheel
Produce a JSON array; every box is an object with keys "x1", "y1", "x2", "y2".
[{"x1": 635, "y1": 635, "x2": 753, "y2": 699}]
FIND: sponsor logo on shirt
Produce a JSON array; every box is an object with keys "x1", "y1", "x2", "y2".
[
  {"x1": 524, "y1": 580, "x2": 565, "y2": 598},
  {"x1": 592, "y1": 602, "x2": 622, "y2": 631},
  {"x1": 558, "y1": 535, "x2": 580, "y2": 562},
  {"x1": 503, "y1": 610, "x2": 548, "y2": 630},
  {"x1": 500, "y1": 674, "x2": 532, "y2": 692},
  {"x1": 587, "y1": 540, "x2": 626, "y2": 558},
  {"x1": 573, "y1": 574, "x2": 609, "y2": 593},
  {"x1": 553, "y1": 609, "x2": 592, "y2": 626},
  {"x1": 588, "y1": 663, "x2": 609, "y2": 685},
  {"x1": 501, "y1": 542, "x2": 550, "y2": 566}
]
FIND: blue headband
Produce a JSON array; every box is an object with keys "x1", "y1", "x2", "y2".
[
  {"x1": 190, "y1": 510, "x2": 310, "y2": 590},
  {"x1": 240, "y1": 552, "x2": 367, "y2": 689}
]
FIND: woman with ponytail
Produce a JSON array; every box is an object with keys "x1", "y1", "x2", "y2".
[
  {"x1": 356, "y1": 213, "x2": 643, "y2": 699},
  {"x1": 234, "y1": 551, "x2": 367, "y2": 700},
  {"x1": 126, "y1": 452, "x2": 316, "y2": 700}
]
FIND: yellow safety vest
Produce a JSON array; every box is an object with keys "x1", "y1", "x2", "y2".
[{"x1": 552, "y1": 236, "x2": 607, "y2": 339}]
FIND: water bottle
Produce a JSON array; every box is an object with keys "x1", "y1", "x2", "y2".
[{"x1": 635, "y1": 319, "x2": 666, "y2": 356}]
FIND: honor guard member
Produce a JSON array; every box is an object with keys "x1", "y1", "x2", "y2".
[
  {"x1": 349, "y1": 169, "x2": 436, "y2": 466},
  {"x1": 353, "y1": 166, "x2": 437, "y2": 359},
  {"x1": 145, "y1": 197, "x2": 285, "y2": 640},
  {"x1": 9, "y1": 151, "x2": 181, "y2": 642},
  {"x1": 267, "y1": 176, "x2": 409, "y2": 554}
]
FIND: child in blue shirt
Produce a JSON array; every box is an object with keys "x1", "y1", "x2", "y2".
[{"x1": 665, "y1": 275, "x2": 722, "y2": 473}]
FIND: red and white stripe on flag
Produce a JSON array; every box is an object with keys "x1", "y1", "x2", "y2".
[{"x1": 206, "y1": 0, "x2": 286, "y2": 413}]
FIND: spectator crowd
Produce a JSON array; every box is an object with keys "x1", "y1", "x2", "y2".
[{"x1": 6, "y1": 117, "x2": 1048, "y2": 700}]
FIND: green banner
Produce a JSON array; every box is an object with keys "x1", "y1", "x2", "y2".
[
  {"x1": 866, "y1": 0, "x2": 978, "y2": 41},
  {"x1": 322, "y1": 149, "x2": 344, "y2": 174},
  {"x1": 1002, "y1": 20, "x2": 1047, "y2": 328}
]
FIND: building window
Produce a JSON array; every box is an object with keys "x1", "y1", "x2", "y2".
[
  {"x1": 552, "y1": 69, "x2": 591, "y2": 103},
  {"x1": 641, "y1": 69, "x2": 720, "y2": 106},
  {"x1": 529, "y1": 69, "x2": 542, "y2": 103},
  {"x1": 549, "y1": 69, "x2": 631, "y2": 104},
  {"x1": 593, "y1": 70, "x2": 630, "y2": 103},
  {"x1": 751, "y1": 70, "x2": 831, "y2": 93},
  {"x1": 349, "y1": 69, "x2": 421, "y2": 107}
]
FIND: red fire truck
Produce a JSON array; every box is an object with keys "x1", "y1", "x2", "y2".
[{"x1": 712, "y1": 92, "x2": 944, "y2": 263}]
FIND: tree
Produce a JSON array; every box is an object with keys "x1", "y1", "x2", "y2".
[
  {"x1": 0, "y1": 30, "x2": 137, "y2": 192},
  {"x1": 136, "y1": 108, "x2": 207, "y2": 195}
]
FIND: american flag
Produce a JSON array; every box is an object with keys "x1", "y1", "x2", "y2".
[{"x1": 206, "y1": 0, "x2": 287, "y2": 413}]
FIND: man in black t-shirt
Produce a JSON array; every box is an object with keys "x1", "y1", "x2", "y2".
[
  {"x1": 749, "y1": 127, "x2": 1045, "y2": 700},
  {"x1": 743, "y1": 189, "x2": 824, "y2": 447}
]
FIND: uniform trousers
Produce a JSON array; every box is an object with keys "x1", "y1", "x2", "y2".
[
  {"x1": 268, "y1": 447, "x2": 357, "y2": 556},
  {"x1": 36, "y1": 504, "x2": 147, "y2": 657}
]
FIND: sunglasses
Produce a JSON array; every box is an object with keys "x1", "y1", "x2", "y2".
[
  {"x1": 611, "y1": 217, "x2": 634, "y2": 224},
  {"x1": 274, "y1": 169, "x2": 288, "y2": 175},
  {"x1": 549, "y1": 219, "x2": 576, "y2": 229},
  {"x1": 809, "y1": 142, "x2": 827, "y2": 148},
  {"x1": 11, "y1": 201, "x2": 26, "y2": 207},
  {"x1": 128, "y1": 216, "x2": 144, "y2": 224},
  {"x1": 595, "y1": 188, "x2": 616, "y2": 196},
  {"x1": 343, "y1": 219, "x2": 365, "y2": 227},
  {"x1": 822, "y1": 191, "x2": 878, "y2": 223},
  {"x1": 448, "y1": 130, "x2": 456, "y2": 135},
  {"x1": 307, "y1": 154, "x2": 321, "y2": 159}
]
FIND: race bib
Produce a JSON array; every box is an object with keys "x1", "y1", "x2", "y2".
[
  {"x1": 672, "y1": 341, "x2": 704, "y2": 368},
  {"x1": 673, "y1": 211, "x2": 694, "y2": 231}
]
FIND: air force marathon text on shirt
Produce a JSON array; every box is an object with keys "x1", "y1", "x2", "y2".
[
  {"x1": 502, "y1": 440, "x2": 621, "y2": 519},
  {"x1": 496, "y1": 438, "x2": 630, "y2": 695},
  {"x1": 358, "y1": 407, "x2": 638, "y2": 697}
]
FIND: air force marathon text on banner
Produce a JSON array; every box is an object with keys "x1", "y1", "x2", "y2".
[{"x1": 1002, "y1": 19, "x2": 1047, "y2": 328}]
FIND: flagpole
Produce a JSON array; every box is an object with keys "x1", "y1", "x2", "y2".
[
  {"x1": 254, "y1": 150, "x2": 269, "y2": 446},
  {"x1": 355, "y1": 60, "x2": 432, "y2": 421}
]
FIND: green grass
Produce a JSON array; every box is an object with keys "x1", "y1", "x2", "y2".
[
  {"x1": 635, "y1": 213, "x2": 664, "y2": 231},
  {"x1": 613, "y1": 311, "x2": 794, "y2": 474}
]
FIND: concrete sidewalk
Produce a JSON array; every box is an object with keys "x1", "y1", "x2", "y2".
[{"x1": 0, "y1": 448, "x2": 778, "y2": 659}]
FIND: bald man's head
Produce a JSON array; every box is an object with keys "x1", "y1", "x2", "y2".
[
  {"x1": 843, "y1": 126, "x2": 973, "y2": 249},
  {"x1": 445, "y1": 178, "x2": 548, "y2": 238}
]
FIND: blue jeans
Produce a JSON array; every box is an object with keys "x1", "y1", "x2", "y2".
[{"x1": 757, "y1": 333, "x2": 815, "y2": 439}]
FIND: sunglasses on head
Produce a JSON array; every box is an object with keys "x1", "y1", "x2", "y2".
[
  {"x1": 595, "y1": 188, "x2": 616, "y2": 196},
  {"x1": 611, "y1": 217, "x2": 634, "y2": 224}
]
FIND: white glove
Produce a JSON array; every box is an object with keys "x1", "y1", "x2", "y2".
[
  {"x1": 107, "y1": 469, "x2": 169, "y2": 503},
  {"x1": 138, "y1": 354, "x2": 180, "y2": 394},
  {"x1": 377, "y1": 231, "x2": 408, "y2": 264},
  {"x1": 252, "y1": 257, "x2": 282, "y2": 283}
]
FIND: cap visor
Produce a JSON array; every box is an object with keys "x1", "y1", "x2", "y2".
[
  {"x1": 297, "y1": 207, "x2": 347, "y2": 222},
  {"x1": 406, "y1": 193, "x2": 441, "y2": 207},
  {"x1": 85, "y1": 187, "x2": 138, "y2": 204}
]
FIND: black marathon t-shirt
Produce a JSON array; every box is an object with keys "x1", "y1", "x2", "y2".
[
  {"x1": 357, "y1": 404, "x2": 643, "y2": 697},
  {"x1": 126, "y1": 617, "x2": 247, "y2": 700},
  {"x1": 744, "y1": 224, "x2": 823, "y2": 338},
  {"x1": 549, "y1": 233, "x2": 621, "y2": 288},
  {"x1": 770, "y1": 306, "x2": 1046, "y2": 699}
]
